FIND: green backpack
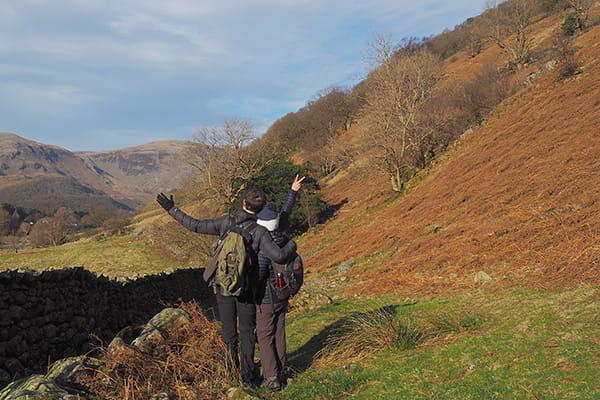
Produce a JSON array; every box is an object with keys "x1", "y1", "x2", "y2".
[{"x1": 204, "y1": 218, "x2": 255, "y2": 297}]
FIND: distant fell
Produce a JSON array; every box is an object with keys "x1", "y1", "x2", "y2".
[
  {"x1": 77, "y1": 140, "x2": 194, "y2": 197},
  {"x1": 0, "y1": 132, "x2": 193, "y2": 214}
]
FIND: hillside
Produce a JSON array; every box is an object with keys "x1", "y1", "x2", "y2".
[
  {"x1": 77, "y1": 140, "x2": 195, "y2": 198},
  {"x1": 299, "y1": 12, "x2": 600, "y2": 298},
  {"x1": 0, "y1": 133, "x2": 193, "y2": 213},
  {"x1": 1, "y1": 4, "x2": 600, "y2": 399}
]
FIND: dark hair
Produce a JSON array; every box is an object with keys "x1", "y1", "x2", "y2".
[{"x1": 244, "y1": 188, "x2": 267, "y2": 213}]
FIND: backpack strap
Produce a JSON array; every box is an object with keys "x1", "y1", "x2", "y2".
[
  {"x1": 236, "y1": 219, "x2": 257, "y2": 243},
  {"x1": 203, "y1": 216, "x2": 237, "y2": 283}
]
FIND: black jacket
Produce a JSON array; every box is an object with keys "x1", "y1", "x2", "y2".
[
  {"x1": 167, "y1": 207, "x2": 297, "y2": 301},
  {"x1": 168, "y1": 207, "x2": 297, "y2": 264}
]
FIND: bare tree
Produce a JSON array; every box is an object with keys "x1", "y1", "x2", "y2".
[
  {"x1": 185, "y1": 116, "x2": 272, "y2": 211},
  {"x1": 316, "y1": 133, "x2": 356, "y2": 176},
  {"x1": 566, "y1": 0, "x2": 593, "y2": 31},
  {"x1": 29, "y1": 207, "x2": 78, "y2": 247},
  {"x1": 360, "y1": 37, "x2": 442, "y2": 192},
  {"x1": 484, "y1": 0, "x2": 536, "y2": 69}
]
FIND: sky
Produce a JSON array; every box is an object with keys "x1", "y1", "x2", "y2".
[{"x1": 0, "y1": 1, "x2": 484, "y2": 152}]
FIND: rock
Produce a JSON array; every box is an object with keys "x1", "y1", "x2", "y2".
[
  {"x1": 3, "y1": 358, "x2": 24, "y2": 375},
  {"x1": 150, "y1": 393, "x2": 170, "y2": 400},
  {"x1": 292, "y1": 292, "x2": 333, "y2": 312},
  {"x1": 0, "y1": 370, "x2": 10, "y2": 389},
  {"x1": 43, "y1": 324, "x2": 58, "y2": 339},
  {"x1": 131, "y1": 308, "x2": 190, "y2": 353},
  {"x1": 0, "y1": 375, "x2": 75, "y2": 400},
  {"x1": 0, "y1": 313, "x2": 11, "y2": 328},
  {"x1": 474, "y1": 271, "x2": 492, "y2": 285},
  {"x1": 107, "y1": 325, "x2": 143, "y2": 356},
  {"x1": 6, "y1": 336, "x2": 25, "y2": 357},
  {"x1": 8, "y1": 306, "x2": 26, "y2": 322},
  {"x1": 337, "y1": 260, "x2": 355, "y2": 275},
  {"x1": 46, "y1": 356, "x2": 101, "y2": 387},
  {"x1": 225, "y1": 386, "x2": 260, "y2": 400}
]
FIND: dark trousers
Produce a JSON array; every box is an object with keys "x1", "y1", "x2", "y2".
[
  {"x1": 216, "y1": 293, "x2": 257, "y2": 382},
  {"x1": 256, "y1": 301, "x2": 288, "y2": 379}
]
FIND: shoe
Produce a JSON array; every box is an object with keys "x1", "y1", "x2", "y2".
[{"x1": 260, "y1": 376, "x2": 281, "y2": 391}]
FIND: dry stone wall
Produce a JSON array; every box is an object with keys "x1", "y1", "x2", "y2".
[{"x1": 0, "y1": 266, "x2": 211, "y2": 389}]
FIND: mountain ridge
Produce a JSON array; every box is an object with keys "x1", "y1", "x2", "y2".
[{"x1": 0, "y1": 132, "x2": 194, "y2": 214}]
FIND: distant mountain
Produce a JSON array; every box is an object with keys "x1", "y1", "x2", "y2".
[
  {"x1": 0, "y1": 132, "x2": 195, "y2": 214},
  {"x1": 77, "y1": 140, "x2": 194, "y2": 198}
]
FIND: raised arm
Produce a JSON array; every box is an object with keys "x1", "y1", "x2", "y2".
[
  {"x1": 157, "y1": 192, "x2": 227, "y2": 236},
  {"x1": 279, "y1": 175, "x2": 305, "y2": 232}
]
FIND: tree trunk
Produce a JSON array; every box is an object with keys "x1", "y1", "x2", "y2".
[{"x1": 390, "y1": 168, "x2": 403, "y2": 192}]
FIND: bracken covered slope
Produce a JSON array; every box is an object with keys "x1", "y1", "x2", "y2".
[{"x1": 300, "y1": 14, "x2": 600, "y2": 298}]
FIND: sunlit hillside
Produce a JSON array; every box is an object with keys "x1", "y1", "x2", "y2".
[{"x1": 298, "y1": 6, "x2": 600, "y2": 298}]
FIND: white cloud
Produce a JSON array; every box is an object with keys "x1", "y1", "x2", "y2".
[
  {"x1": 0, "y1": 0, "x2": 485, "y2": 151},
  {"x1": 0, "y1": 81, "x2": 96, "y2": 109}
]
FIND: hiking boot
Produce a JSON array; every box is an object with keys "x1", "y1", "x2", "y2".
[{"x1": 260, "y1": 376, "x2": 281, "y2": 391}]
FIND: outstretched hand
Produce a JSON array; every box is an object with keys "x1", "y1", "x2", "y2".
[
  {"x1": 291, "y1": 174, "x2": 306, "y2": 192},
  {"x1": 156, "y1": 192, "x2": 174, "y2": 211}
]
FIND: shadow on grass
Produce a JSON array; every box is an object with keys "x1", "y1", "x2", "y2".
[{"x1": 287, "y1": 304, "x2": 406, "y2": 373}]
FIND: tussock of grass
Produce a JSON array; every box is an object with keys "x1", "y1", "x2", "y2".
[
  {"x1": 316, "y1": 305, "x2": 424, "y2": 364},
  {"x1": 424, "y1": 310, "x2": 486, "y2": 337},
  {"x1": 314, "y1": 303, "x2": 483, "y2": 366}
]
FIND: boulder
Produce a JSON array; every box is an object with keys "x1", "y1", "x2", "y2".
[
  {"x1": 131, "y1": 308, "x2": 191, "y2": 353},
  {"x1": 225, "y1": 386, "x2": 260, "y2": 400},
  {"x1": 46, "y1": 356, "x2": 100, "y2": 387},
  {"x1": 474, "y1": 271, "x2": 492, "y2": 285},
  {"x1": 0, "y1": 375, "x2": 75, "y2": 400}
]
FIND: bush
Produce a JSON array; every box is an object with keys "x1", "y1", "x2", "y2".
[
  {"x1": 457, "y1": 63, "x2": 517, "y2": 126},
  {"x1": 555, "y1": 38, "x2": 582, "y2": 79},
  {"x1": 562, "y1": 13, "x2": 580, "y2": 36}
]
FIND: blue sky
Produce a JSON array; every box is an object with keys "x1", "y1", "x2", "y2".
[{"x1": 0, "y1": 1, "x2": 484, "y2": 152}]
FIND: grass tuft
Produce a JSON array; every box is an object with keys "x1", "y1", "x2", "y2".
[
  {"x1": 316, "y1": 305, "x2": 425, "y2": 363},
  {"x1": 425, "y1": 310, "x2": 485, "y2": 337}
]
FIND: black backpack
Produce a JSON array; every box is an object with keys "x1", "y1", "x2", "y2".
[
  {"x1": 203, "y1": 218, "x2": 255, "y2": 297},
  {"x1": 270, "y1": 252, "x2": 304, "y2": 300}
]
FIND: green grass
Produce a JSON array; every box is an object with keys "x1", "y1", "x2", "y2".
[
  {"x1": 0, "y1": 235, "x2": 184, "y2": 277},
  {"x1": 266, "y1": 286, "x2": 600, "y2": 400}
]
